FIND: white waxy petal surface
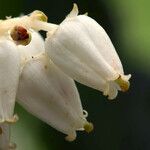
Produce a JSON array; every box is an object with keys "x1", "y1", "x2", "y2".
[
  {"x1": 0, "y1": 40, "x2": 20, "y2": 122},
  {"x1": 46, "y1": 22, "x2": 118, "y2": 80},
  {"x1": 18, "y1": 30, "x2": 44, "y2": 69},
  {"x1": 46, "y1": 39, "x2": 107, "y2": 92},
  {"x1": 17, "y1": 53, "x2": 88, "y2": 140}
]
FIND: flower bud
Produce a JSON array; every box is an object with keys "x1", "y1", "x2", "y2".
[
  {"x1": 45, "y1": 4, "x2": 131, "y2": 99},
  {"x1": 17, "y1": 53, "x2": 92, "y2": 141}
]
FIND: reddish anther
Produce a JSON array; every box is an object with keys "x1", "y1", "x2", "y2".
[{"x1": 11, "y1": 26, "x2": 29, "y2": 41}]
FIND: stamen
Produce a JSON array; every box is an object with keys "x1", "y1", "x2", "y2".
[
  {"x1": 10, "y1": 26, "x2": 31, "y2": 46},
  {"x1": 84, "y1": 122, "x2": 94, "y2": 133},
  {"x1": 115, "y1": 75, "x2": 130, "y2": 92}
]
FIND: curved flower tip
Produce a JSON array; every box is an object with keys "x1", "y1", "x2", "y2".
[
  {"x1": 30, "y1": 10, "x2": 48, "y2": 22},
  {"x1": 103, "y1": 85, "x2": 118, "y2": 100},
  {"x1": 67, "y1": 4, "x2": 88, "y2": 19},
  {"x1": 84, "y1": 122, "x2": 94, "y2": 133},
  {"x1": 67, "y1": 3, "x2": 79, "y2": 18},
  {"x1": 5, "y1": 114, "x2": 19, "y2": 124},
  {"x1": 65, "y1": 121, "x2": 93, "y2": 142},
  {"x1": 0, "y1": 114, "x2": 18, "y2": 124},
  {"x1": 115, "y1": 74, "x2": 131, "y2": 92},
  {"x1": 84, "y1": 12, "x2": 88, "y2": 16},
  {"x1": 65, "y1": 132, "x2": 77, "y2": 142}
]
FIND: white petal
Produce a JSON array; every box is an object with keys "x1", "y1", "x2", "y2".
[
  {"x1": 76, "y1": 15, "x2": 124, "y2": 75},
  {"x1": 45, "y1": 6, "x2": 130, "y2": 99},
  {"x1": 46, "y1": 39, "x2": 107, "y2": 92},
  {"x1": 66, "y1": 4, "x2": 123, "y2": 74},
  {"x1": 17, "y1": 53, "x2": 91, "y2": 140},
  {"x1": 67, "y1": 3, "x2": 79, "y2": 18},
  {"x1": 18, "y1": 30, "x2": 44, "y2": 69},
  {"x1": 0, "y1": 40, "x2": 20, "y2": 122},
  {"x1": 46, "y1": 21, "x2": 118, "y2": 80}
]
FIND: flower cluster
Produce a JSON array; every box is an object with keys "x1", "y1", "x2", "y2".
[{"x1": 0, "y1": 4, "x2": 131, "y2": 149}]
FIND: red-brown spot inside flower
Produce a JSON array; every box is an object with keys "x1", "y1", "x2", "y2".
[{"x1": 11, "y1": 26, "x2": 29, "y2": 41}]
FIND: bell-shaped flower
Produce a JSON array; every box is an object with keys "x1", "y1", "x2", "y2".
[
  {"x1": 0, "y1": 12, "x2": 93, "y2": 144},
  {"x1": 45, "y1": 4, "x2": 131, "y2": 99},
  {"x1": 17, "y1": 53, "x2": 93, "y2": 141},
  {"x1": 0, "y1": 18, "x2": 45, "y2": 123},
  {"x1": 0, "y1": 11, "x2": 46, "y2": 123}
]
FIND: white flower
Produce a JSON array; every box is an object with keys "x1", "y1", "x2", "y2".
[
  {"x1": 17, "y1": 53, "x2": 93, "y2": 141},
  {"x1": 45, "y1": 4, "x2": 131, "y2": 99},
  {"x1": 0, "y1": 13, "x2": 93, "y2": 144},
  {"x1": 0, "y1": 24, "x2": 43, "y2": 123}
]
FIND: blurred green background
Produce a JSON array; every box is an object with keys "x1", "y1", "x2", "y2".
[{"x1": 1, "y1": 0, "x2": 150, "y2": 150}]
